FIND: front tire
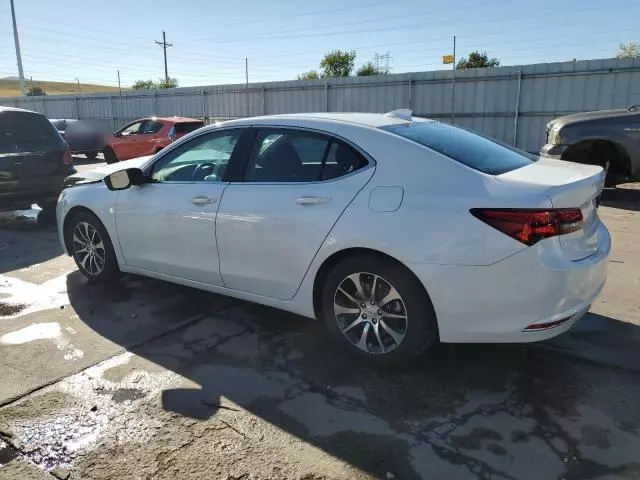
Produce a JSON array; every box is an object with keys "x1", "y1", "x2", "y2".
[
  {"x1": 321, "y1": 254, "x2": 438, "y2": 365},
  {"x1": 66, "y1": 211, "x2": 121, "y2": 283},
  {"x1": 103, "y1": 147, "x2": 117, "y2": 165}
]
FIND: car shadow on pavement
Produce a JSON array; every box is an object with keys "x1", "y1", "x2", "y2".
[
  {"x1": 600, "y1": 184, "x2": 640, "y2": 211},
  {"x1": 0, "y1": 209, "x2": 61, "y2": 274},
  {"x1": 65, "y1": 270, "x2": 640, "y2": 479}
]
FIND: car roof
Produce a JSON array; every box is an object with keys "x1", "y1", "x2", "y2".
[
  {"x1": 156, "y1": 116, "x2": 203, "y2": 123},
  {"x1": 0, "y1": 106, "x2": 41, "y2": 115},
  {"x1": 221, "y1": 112, "x2": 430, "y2": 129}
]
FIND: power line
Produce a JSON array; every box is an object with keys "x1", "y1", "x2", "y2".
[{"x1": 155, "y1": 30, "x2": 173, "y2": 84}]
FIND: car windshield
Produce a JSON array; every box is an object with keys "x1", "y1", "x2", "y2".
[{"x1": 381, "y1": 121, "x2": 537, "y2": 175}]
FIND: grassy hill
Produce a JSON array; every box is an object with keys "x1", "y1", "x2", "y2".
[{"x1": 0, "y1": 78, "x2": 129, "y2": 97}]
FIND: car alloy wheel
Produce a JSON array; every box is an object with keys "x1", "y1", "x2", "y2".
[
  {"x1": 333, "y1": 272, "x2": 408, "y2": 354},
  {"x1": 72, "y1": 221, "x2": 106, "y2": 276}
]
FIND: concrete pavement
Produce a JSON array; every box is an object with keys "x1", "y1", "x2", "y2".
[{"x1": 0, "y1": 181, "x2": 638, "y2": 479}]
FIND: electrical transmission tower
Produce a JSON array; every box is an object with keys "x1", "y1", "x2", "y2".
[
  {"x1": 374, "y1": 51, "x2": 391, "y2": 74},
  {"x1": 155, "y1": 31, "x2": 173, "y2": 84}
]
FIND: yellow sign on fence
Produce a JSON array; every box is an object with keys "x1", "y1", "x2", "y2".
[{"x1": 442, "y1": 55, "x2": 455, "y2": 64}]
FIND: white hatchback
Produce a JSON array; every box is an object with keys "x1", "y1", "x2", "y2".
[{"x1": 57, "y1": 111, "x2": 610, "y2": 364}]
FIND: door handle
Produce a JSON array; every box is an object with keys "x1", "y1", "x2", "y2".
[
  {"x1": 190, "y1": 196, "x2": 216, "y2": 206},
  {"x1": 296, "y1": 196, "x2": 331, "y2": 206}
]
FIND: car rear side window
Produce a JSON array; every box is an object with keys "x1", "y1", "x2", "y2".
[
  {"x1": 245, "y1": 129, "x2": 369, "y2": 183},
  {"x1": 0, "y1": 111, "x2": 65, "y2": 153},
  {"x1": 381, "y1": 121, "x2": 536, "y2": 175},
  {"x1": 174, "y1": 121, "x2": 205, "y2": 134}
]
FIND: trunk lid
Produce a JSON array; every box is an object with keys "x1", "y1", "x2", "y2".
[{"x1": 497, "y1": 159, "x2": 605, "y2": 260}]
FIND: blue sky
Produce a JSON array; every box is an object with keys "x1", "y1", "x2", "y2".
[{"x1": 0, "y1": 0, "x2": 638, "y2": 88}]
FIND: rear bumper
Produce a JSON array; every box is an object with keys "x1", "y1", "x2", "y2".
[
  {"x1": 539, "y1": 143, "x2": 568, "y2": 160},
  {"x1": 409, "y1": 221, "x2": 611, "y2": 343}
]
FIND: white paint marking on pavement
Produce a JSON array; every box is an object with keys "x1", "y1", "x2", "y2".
[
  {"x1": 0, "y1": 321, "x2": 85, "y2": 361},
  {"x1": 0, "y1": 322, "x2": 61, "y2": 344},
  {"x1": 0, "y1": 272, "x2": 71, "y2": 318}
]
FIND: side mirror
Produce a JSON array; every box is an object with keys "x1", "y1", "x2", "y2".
[
  {"x1": 113, "y1": 131, "x2": 122, "y2": 137},
  {"x1": 104, "y1": 168, "x2": 147, "y2": 191}
]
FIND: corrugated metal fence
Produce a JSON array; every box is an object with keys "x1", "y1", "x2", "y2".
[{"x1": 2, "y1": 57, "x2": 640, "y2": 152}]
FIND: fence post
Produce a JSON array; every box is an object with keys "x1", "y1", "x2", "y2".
[
  {"x1": 513, "y1": 71, "x2": 522, "y2": 146},
  {"x1": 153, "y1": 91, "x2": 158, "y2": 116},
  {"x1": 408, "y1": 77, "x2": 414, "y2": 111},
  {"x1": 75, "y1": 96, "x2": 80, "y2": 119},
  {"x1": 325, "y1": 81, "x2": 329, "y2": 112},
  {"x1": 201, "y1": 88, "x2": 206, "y2": 122},
  {"x1": 262, "y1": 87, "x2": 266, "y2": 115}
]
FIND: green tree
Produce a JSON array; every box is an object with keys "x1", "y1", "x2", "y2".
[
  {"x1": 132, "y1": 78, "x2": 179, "y2": 90},
  {"x1": 356, "y1": 61, "x2": 388, "y2": 76},
  {"x1": 26, "y1": 86, "x2": 46, "y2": 96},
  {"x1": 298, "y1": 70, "x2": 320, "y2": 80},
  {"x1": 320, "y1": 49, "x2": 356, "y2": 77},
  {"x1": 357, "y1": 62, "x2": 377, "y2": 76},
  {"x1": 132, "y1": 79, "x2": 156, "y2": 90},
  {"x1": 157, "y1": 77, "x2": 179, "y2": 89},
  {"x1": 617, "y1": 41, "x2": 639, "y2": 59},
  {"x1": 456, "y1": 51, "x2": 500, "y2": 70}
]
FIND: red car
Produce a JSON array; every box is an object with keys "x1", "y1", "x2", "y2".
[{"x1": 103, "y1": 116, "x2": 204, "y2": 164}]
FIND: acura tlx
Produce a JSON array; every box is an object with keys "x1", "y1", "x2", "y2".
[{"x1": 57, "y1": 110, "x2": 610, "y2": 365}]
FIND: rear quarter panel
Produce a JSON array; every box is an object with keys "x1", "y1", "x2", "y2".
[{"x1": 291, "y1": 128, "x2": 550, "y2": 314}]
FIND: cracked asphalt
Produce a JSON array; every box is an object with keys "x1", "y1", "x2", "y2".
[{"x1": 0, "y1": 166, "x2": 639, "y2": 480}]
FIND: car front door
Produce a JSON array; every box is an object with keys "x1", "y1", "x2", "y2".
[
  {"x1": 216, "y1": 127, "x2": 374, "y2": 300},
  {"x1": 112, "y1": 121, "x2": 143, "y2": 160},
  {"x1": 115, "y1": 128, "x2": 246, "y2": 285},
  {"x1": 137, "y1": 120, "x2": 164, "y2": 156}
]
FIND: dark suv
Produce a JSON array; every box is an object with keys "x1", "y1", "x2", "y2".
[
  {"x1": 540, "y1": 106, "x2": 640, "y2": 185},
  {"x1": 0, "y1": 107, "x2": 75, "y2": 211}
]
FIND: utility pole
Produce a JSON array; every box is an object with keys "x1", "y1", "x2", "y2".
[
  {"x1": 155, "y1": 31, "x2": 173, "y2": 84},
  {"x1": 10, "y1": 0, "x2": 25, "y2": 96}
]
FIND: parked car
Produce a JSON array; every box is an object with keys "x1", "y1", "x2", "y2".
[
  {"x1": 103, "y1": 116, "x2": 204, "y2": 164},
  {"x1": 57, "y1": 111, "x2": 610, "y2": 365},
  {"x1": 540, "y1": 106, "x2": 640, "y2": 185},
  {"x1": 50, "y1": 118, "x2": 106, "y2": 159},
  {"x1": 1, "y1": 107, "x2": 74, "y2": 211}
]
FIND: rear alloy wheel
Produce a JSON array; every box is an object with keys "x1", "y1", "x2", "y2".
[
  {"x1": 103, "y1": 147, "x2": 117, "y2": 164},
  {"x1": 67, "y1": 211, "x2": 121, "y2": 283},
  {"x1": 321, "y1": 255, "x2": 437, "y2": 365}
]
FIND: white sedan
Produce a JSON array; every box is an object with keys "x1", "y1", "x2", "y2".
[{"x1": 57, "y1": 111, "x2": 610, "y2": 365}]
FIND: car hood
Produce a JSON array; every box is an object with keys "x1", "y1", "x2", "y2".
[
  {"x1": 549, "y1": 109, "x2": 630, "y2": 128},
  {"x1": 66, "y1": 155, "x2": 153, "y2": 183}
]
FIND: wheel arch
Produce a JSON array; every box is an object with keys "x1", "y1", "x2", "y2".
[
  {"x1": 62, "y1": 205, "x2": 103, "y2": 254},
  {"x1": 561, "y1": 138, "x2": 632, "y2": 176},
  {"x1": 312, "y1": 247, "x2": 437, "y2": 329}
]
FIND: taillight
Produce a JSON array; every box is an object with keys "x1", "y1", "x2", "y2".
[
  {"x1": 63, "y1": 147, "x2": 73, "y2": 165},
  {"x1": 470, "y1": 208, "x2": 583, "y2": 246}
]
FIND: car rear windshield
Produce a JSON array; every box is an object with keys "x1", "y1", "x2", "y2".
[
  {"x1": 0, "y1": 111, "x2": 65, "y2": 154},
  {"x1": 380, "y1": 121, "x2": 536, "y2": 175},
  {"x1": 174, "y1": 121, "x2": 204, "y2": 134}
]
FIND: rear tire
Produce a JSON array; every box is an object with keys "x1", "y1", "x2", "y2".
[
  {"x1": 85, "y1": 152, "x2": 98, "y2": 159},
  {"x1": 103, "y1": 147, "x2": 117, "y2": 165},
  {"x1": 65, "y1": 211, "x2": 121, "y2": 284},
  {"x1": 321, "y1": 254, "x2": 438, "y2": 366}
]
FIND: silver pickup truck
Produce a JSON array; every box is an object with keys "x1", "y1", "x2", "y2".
[{"x1": 540, "y1": 106, "x2": 640, "y2": 186}]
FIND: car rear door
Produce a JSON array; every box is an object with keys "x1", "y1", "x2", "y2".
[
  {"x1": 216, "y1": 127, "x2": 374, "y2": 300},
  {"x1": 0, "y1": 110, "x2": 66, "y2": 202}
]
